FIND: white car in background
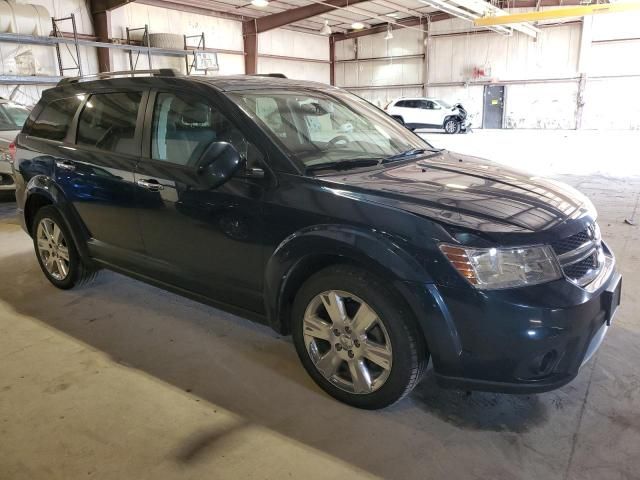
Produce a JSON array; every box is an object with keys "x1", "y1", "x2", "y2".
[
  {"x1": 0, "y1": 98, "x2": 31, "y2": 193},
  {"x1": 385, "y1": 97, "x2": 469, "y2": 134}
]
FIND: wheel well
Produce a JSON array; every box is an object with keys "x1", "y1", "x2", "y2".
[
  {"x1": 278, "y1": 254, "x2": 370, "y2": 335},
  {"x1": 24, "y1": 194, "x2": 53, "y2": 235},
  {"x1": 443, "y1": 115, "x2": 460, "y2": 126},
  {"x1": 277, "y1": 254, "x2": 415, "y2": 336}
]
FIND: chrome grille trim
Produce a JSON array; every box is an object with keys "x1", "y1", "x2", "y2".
[{"x1": 552, "y1": 223, "x2": 605, "y2": 288}]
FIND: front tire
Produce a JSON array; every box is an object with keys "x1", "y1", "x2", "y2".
[
  {"x1": 444, "y1": 118, "x2": 461, "y2": 134},
  {"x1": 32, "y1": 206, "x2": 97, "y2": 289},
  {"x1": 292, "y1": 265, "x2": 428, "y2": 409}
]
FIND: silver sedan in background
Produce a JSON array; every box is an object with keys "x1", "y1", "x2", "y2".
[{"x1": 0, "y1": 98, "x2": 30, "y2": 193}]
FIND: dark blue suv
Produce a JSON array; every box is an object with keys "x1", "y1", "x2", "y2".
[{"x1": 13, "y1": 71, "x2": 622, "y2": 409}]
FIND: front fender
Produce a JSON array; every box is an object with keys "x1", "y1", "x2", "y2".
[{"x1": 264, "y1": 224, "x2": 432, "y2": 333}]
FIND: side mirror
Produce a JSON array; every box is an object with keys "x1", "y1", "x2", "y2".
[{"x1": 196, "y1": 142, "x2": 242, "y2": 189}]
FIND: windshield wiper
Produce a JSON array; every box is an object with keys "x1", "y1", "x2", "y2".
[
  {"x1": 382, "y1": 148, "x2": 442, "y2": 163},
  {"x1": 305, "y1": 158, "x2": 380, "y2": 174}
]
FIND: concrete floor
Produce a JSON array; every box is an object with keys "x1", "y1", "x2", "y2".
[{"x1": 1, "y1": 130, "x2": 639, "y2": 480}]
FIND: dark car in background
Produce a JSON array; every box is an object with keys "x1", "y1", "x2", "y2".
[
  {"x1": 13, "y1": 71, "x2": 621, "y2": 409},
  {"x1": 0, "y1": 98, "x2": 30, "y2": 193}
]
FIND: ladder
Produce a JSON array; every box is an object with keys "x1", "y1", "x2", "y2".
[
  {"x1": 126, "y1": 25, "x2": 152, "y2": 72},
  {"x1": 51, "y1": 13, "x2": 83, "y2": 78},
  {"x1": 184, "y1": 32, "x2": 205, "y2": 75}
]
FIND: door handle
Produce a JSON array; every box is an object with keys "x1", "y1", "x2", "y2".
[
  {"x1": 137, "y1": 178, "x2": 164, "y2": 191},
  {"x1": 55, "y1": 160, "x2": 76, "y2": 171}
]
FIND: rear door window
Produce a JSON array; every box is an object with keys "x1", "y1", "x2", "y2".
[
  {"x1": 28, "y1": 96, "x2": 82, "y2": 141},
  {"x1": 77, "y1": 92, "x2": 142, "y2": 156}
]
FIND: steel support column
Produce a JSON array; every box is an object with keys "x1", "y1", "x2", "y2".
[
  {"x1": 93, "y1": 10, "x2": 111, "y2": 72},
  {"x1": 329, "y1": 36, "x2": 335, "y2": 86},
  {"x1": 90, "y1": 0, "x2": 132, "y2": 72},
  {"x1": 243, "y1": 20, "x2": 258, "y2": 75}
]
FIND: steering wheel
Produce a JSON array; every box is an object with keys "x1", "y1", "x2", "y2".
[{"x1": 328, "y1": 135, "x2": 350, "y2": 147}]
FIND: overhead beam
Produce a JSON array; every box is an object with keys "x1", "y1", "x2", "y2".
[
  {"x1": 250, "y1": 0, "x2": 370, "y2": 33},
  {"x1": 332, "y1": 13, "x2": 451, "y2": 41},
  {"x1": 475, "y1": 2, "x2": 640, "y2": 26}
]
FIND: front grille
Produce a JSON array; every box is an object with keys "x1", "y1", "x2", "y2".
[
  {"x1": 563, "y1": 254, "x2": 598, "y2": 280},
  {"x1": 552, "y1": 224, "x2": 603, "y2": 286},
  {"x1": 551, "y1": 229, "x2": 590, "y2": 255}
]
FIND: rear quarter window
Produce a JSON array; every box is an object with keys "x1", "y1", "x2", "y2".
[{"x1": 27, "y1": 96, "x2": 82, "y2": 141}]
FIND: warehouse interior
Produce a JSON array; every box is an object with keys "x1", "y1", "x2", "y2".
[{"x1": 1, "y1": 0, "x2": 639, "y2": 479}]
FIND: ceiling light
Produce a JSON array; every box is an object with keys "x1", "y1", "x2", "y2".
[
  {"x1": 320, "y1": 20, "x2": 332, "y2": 35},
  {"x1": 251, "y1": 0, "x2": 269, "y2": 7},
  {"x1": 384, "y1": 23, "x2": 393, "y2": 40},
  {"x1": 386, "y1": 12, "x2": 399, "y2": 17},
  {"x1": 351, "y1": 22, "x2": 365, "y2": 29}
]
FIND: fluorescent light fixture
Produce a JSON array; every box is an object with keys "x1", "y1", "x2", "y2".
[
  {"x1": 384, "y1": 23, "x2": 393, "y2": 40},
  {"x1": 320, "y1": 20, "x2": 332, "y2": 35},
  {"x1": 351, "y1": 22, "x2": 365, "y2": 29},
  {"x1": 386, "y1": 12, "x2": 399, "y2": 17},
  {"x1": 251, "y1": 0, "x2": 269, "y2": 7}
]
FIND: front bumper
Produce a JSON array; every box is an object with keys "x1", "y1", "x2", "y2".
[{"x1": 402, "y1": 256, "x2": 620, "y2": 394}]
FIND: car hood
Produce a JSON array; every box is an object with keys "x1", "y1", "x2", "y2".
[{"x1": 322, "y1": 150, "x2": 595, "y2": 233}]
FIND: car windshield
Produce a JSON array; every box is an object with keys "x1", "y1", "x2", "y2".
[
  {"x1": 438, "y1": 100, "x2": 453, "y2": 109},
  {"x1": 0, "y1": 103, "x2": 30, "y2": 131},
  {"x1": 229, "y1": 89, "x2": 432, "y2": 170}
]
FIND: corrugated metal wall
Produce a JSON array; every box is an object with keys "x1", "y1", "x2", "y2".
[{"x1": 258, "y1": 29, "x2": 330, "y2": 82}]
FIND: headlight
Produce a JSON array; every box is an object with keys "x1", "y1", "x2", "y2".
[{"x1": 440, "y1": 244, "x2": 562, "y2": 290}]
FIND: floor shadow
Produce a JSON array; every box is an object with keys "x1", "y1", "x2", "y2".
[{"x1": 408, "y1": 372, "x2": 548, "y2": 433}]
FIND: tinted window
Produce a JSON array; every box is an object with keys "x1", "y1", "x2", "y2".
[
  {"x1": 77, "y1": 92, "x2": 141, "y2": 155},
  {"x1": 29, "y1": 96, "x2": 81, "y2": 141},
  {"x1": 151, "y1": 92, "x2": 259, "y2": 168},
  {"x1": 395, "y1": 100, "x2": 409, "y2": 108}
]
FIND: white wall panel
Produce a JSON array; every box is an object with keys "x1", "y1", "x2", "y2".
[
  {"x1": 428, "y1": 24, "x2": 581, "y2": 84},
  {"x1": 589, "y1": 40, "x2": 640, "y2": 76},
  {"x1": 259, "y1": 29, "x2": 328, "y2": 60},
  {"x1": 258, "y1": 57, "x2": 330, "y2": 83},
  {"x1": 504, "y1": 82, "x2": 578, "y2": 129},
  {"x1": 335, "y1": 38, "x2": 355, "y2": 61},
  {"x1": 591, "y1": 12, "x2": 640, "y2": 41},
  {"x1": 582, "y1": 77, "x2": 640, "y2": 130}
]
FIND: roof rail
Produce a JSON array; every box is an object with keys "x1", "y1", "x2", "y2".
[
  {"x1": 57, "y1": 69, "x2": 179, "y2": 86},
  {"x1": 249, "y1": 73, "x2": 287, "y2": 79}
]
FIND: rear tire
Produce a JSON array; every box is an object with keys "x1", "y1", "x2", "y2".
[
  {"x1": 32, "y1": 206, "x2": 98, "y2": 290},
  {"x1": 292, "y1": 265, "x2": 428, "y2": 409}
]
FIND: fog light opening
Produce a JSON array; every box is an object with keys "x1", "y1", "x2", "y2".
[{"x1": 538, "y1": 350, "x2": 558, "y2": 376}]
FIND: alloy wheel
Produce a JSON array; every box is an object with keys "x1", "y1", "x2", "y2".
[
  {"x1": 36, "y1": 218, "x2": 70, "y2": 281},
  {"x1": 445, "y1": 120, "x2": 458, "y2": 133},
  {"x1": 303, "y1": 290, "x2": 393, "y2": 394}
]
